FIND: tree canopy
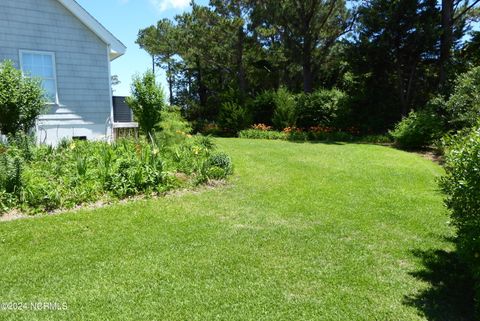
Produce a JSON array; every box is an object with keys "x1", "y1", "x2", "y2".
[{"x1": 136, "y1": 0, "x2": 480, "y2": 132}]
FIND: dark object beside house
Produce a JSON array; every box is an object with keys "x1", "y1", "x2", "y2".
[
  {"x1": 113, "y1": 96, "x2": 133, "y2": 122},
  {"x1": 112, "y1": 96, "x2": 138, "y2": 139}
]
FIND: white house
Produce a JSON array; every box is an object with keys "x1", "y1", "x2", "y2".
[{"x1": 0, "y1": 0, "x2": 127, "y2": 145}]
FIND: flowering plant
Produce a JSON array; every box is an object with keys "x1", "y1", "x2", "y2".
[{"x1": 252, "y1": 123, "x2": 272, "y2": 131}]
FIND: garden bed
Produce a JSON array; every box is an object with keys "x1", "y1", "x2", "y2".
[
  {"x1": 239, "y1": 124, "x2": 393, "y2": 144},
  {"x1": 0, "y1": 135, "x2": 233, "y2": 215}
]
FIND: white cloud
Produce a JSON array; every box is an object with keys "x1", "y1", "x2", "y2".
[{"x1": 149, "y1": 0, "x2": 190, "y2": 12}]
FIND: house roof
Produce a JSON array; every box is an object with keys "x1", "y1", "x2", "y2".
[{"x1": 57, "y1": 0, "x2": 126, "y2": 60}]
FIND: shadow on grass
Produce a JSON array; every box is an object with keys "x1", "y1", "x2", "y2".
[
  {"x1": 288, "y1": 140, "x2": 346, "y2": 145},
  {"x1": 404, "y1": 248, "x2": 476, "y2": 321}
]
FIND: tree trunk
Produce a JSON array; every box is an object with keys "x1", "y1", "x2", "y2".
[
  {"x1": 167, "y1": 62, "x2": 174, "y2": 106},
  {"x1": 302, "y1": 39, "x2": 314, "y2": 93},
  {"x1": 439, "y1": 0, "x2": 453, "y2": 90},
  {"x1": 396, "y1": 63, "x2": 408, "y2": 117},
  {"x1": 152, "y1": 55, "x2": 156, "y2": 74},
  {"x1": 196, "y1": 59, "x2": 207, "y2": 107}
]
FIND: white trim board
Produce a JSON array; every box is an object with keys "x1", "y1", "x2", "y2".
[{"x1": 56, "y1": 0, "x2": 126, "y2": 61}]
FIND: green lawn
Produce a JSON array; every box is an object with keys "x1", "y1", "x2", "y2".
[{"x1": 0, "y1": 139, "x2": 471, "y2": 320}]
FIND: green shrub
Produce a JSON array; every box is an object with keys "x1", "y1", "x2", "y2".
[
  {"x1": 389, "y1": 110, "x2": 443, "y2": 149},
  {"x1": 272, "y1": 88, "x2": 297, "y2": 130},
  {"x1": 306, "y1": 131, "x2": 354, "y2": 142},
  {"x1": 358, "y1": 134, "x2": 393, "y2": 144},
  {"x1": 295, "y1": 88, "x2": 348, "y2": 129},
  {"x1": 126, "y1": 70, "x2": 167, "y2": 136},
  {"x1": 238, "y1": 129, "x2": 287, "y2": 140},
  {"x1": 0, "y1": 60, "x2": 46, "y2": 135},
  {"x1": 287, "y1": 130, "x2": 309, "y2": 141},
  {"x1": 446, "y1": 66, "x2": 480, "y2": 130},
  {"x1": 249, "y1": 90, "x2": 276, "y2": 125},
  {"x1": 156, "y1": 107, "x2": 192, "y2": 148},
  {"x1": 218, "y1": 102, "x2": 252, "y2": 135},
  {"x1": 440, "y1": 126, "x2": 480, "y2": 309}
]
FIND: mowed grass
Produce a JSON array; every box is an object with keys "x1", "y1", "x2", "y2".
[{"x1": 0, "y1": 139, "x2": 458, "y2": 320}]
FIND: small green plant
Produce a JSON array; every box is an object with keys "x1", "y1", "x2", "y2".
[
  {"x1": 0, "y1": 60, "x2": 46, "y2": 135},
  {"x1": 75, "y1": 152, "x2": 88, "y2": 178},
  {"x1": 207, "y1": 152, "x2": 233, "y2": 177},
  {"x1": 0, "y1": 154, "x2": 23, "y2": 194}
]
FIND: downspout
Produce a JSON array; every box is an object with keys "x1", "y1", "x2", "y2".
[{"x1": 107, "y1": 44, "x2": 114, "y2": 142}]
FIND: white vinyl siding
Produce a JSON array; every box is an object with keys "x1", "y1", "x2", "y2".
[{"x1": 19, "y1": 50, "x2": 58, "y2": 103}]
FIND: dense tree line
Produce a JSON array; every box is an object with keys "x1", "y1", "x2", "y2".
[{"x1": 136, "y1": 0, "x2": 480, "y2": 133}]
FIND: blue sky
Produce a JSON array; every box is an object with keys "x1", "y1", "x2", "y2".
[{"x1": 76, "y1": 0, "x2": 208, "y2": 96}]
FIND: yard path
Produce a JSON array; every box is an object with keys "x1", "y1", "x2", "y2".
[{"x1": 0, "y1": 139, "x2": 472, "y2": 320}]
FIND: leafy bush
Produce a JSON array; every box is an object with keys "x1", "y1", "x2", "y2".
[
  {"x1": 295, "y1": 88, "x2": 348, "y2": 129},
  {"x1": 205, "y1": 152, "x2": 233, "y2": 179},
  {"x1": 126, "y1": 70, "x2": 167, "y2": 136},
  {"x1": 0, "y1": 60, "x2": 46, "y2": 135},
  {"x1": 446, "y1": 66, "x2": 480, "y2": 130},
  {"x1": 218, "y1": 102, "x2": 252, "y2": 135},
  {"x1": 272, "y1": 88, "x2": 297, "y2": 130},
  {"x1": 389, "y1": 109, "x2": 443, "y2": 149},
  {"x1": 440, "y1": 126, "x2": 480, "y2": 309}
]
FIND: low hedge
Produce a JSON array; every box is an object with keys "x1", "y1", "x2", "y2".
[
  {"x1": 239, "y1": 129, "x2": 287, "y2": 140},
  {"x1": 238, "y1": 127, "x2": 391, "y2": 143}
]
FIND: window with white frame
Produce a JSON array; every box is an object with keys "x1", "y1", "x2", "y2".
[{"x1": 20, "y1": 51, "x2": 58, "y2": 103}]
